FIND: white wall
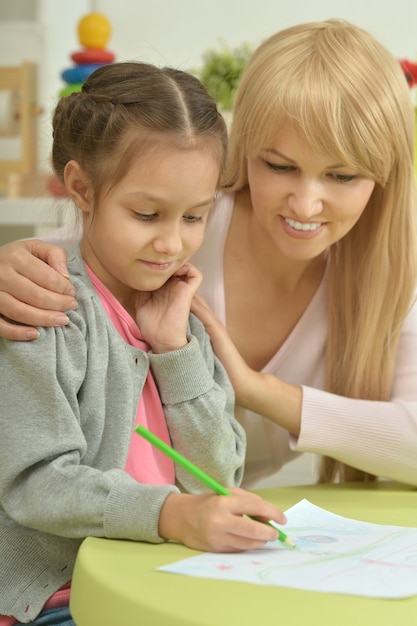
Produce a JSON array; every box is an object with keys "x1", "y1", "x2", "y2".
[
  {"x1": 1, "y1": 0, "x2": 417, "y2": 171},
  {"x1": 100, "y1": 0, "x2": 417, "y2": 68}
]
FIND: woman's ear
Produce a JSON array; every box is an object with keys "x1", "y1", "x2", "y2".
[{"x1": 64, "y1": 160, "x2": 93, "y2": 213}]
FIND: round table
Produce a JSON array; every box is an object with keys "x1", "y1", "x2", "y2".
[{"x1": 70, "y1": 481, "x2": 417, "y2": 626}]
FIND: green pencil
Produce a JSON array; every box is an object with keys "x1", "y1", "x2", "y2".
[{"x1": 135, "y1": 424, "x2": 295, "y2": 548}]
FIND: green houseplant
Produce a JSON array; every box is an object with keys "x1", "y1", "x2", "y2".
[{"x1": 196, "y1": 41, "x2": 253, "y2": 112}]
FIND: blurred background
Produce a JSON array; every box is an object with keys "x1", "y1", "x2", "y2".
[{"x1": 1, "y1": 0, "x2": 416, "y2": 200}]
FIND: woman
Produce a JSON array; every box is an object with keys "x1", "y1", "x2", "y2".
[{"x1": 1, "y1": 19, "x2": 417, "y2": 487}]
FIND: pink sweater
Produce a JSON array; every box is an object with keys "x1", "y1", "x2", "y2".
[{"x1": 86, "y1": 265, "x2": 175, "y2": 485}]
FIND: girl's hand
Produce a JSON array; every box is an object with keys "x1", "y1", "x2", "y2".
[
  {"x1": 0, "y1": 240, "x2": 77, "y2": 340},
  {"x1": 135, "y1": 263, "x2": 202, "y2": 353},
  {"x1": 159, "y1": 488, "x2": 287, "y2": 553}
]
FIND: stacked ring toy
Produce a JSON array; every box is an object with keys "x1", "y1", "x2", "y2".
[
  {"x1": 48, "y1": 13, "x2": 116, "y2": 196},
  {"x1": 59, "y1": 13, "x2": 115, "y2": 97}
]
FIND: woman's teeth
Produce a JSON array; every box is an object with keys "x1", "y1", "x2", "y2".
[{"x1": 285, "y1": 218, "x2": 322, "y2": 231}]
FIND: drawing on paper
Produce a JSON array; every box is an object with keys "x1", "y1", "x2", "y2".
[{"x1": 158, "y1": 499, "x2": 417, "y2": 599}]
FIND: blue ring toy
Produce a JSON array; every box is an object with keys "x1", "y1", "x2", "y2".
[{"x1": 61, "y1": 63, "x2": 106, "y2": 85}]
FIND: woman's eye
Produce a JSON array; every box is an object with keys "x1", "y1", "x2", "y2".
[
  {"x1": 330, "y1": 173, "x2": 356, "y2": 183},
  {"x1": 264, "y1": 160, "x2": 294, "y2": 173}
]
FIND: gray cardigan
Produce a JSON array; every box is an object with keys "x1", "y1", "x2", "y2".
[{"x1": 0, "y1": 245, "x2": 245, "y2": 622}]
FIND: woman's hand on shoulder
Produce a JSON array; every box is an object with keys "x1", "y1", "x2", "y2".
[
  {"x1": 158, "y1": 488, "x2": 287, "y2": 553},
  {"x1": 191, "y1": 294, "x2": 302, "y2": 435},
  {"x1": 191, "y1": 294, "x2": 256, "y2": 402},
  {"x1": 0, "y1": 240, "x2": 77, "y2": 340}
]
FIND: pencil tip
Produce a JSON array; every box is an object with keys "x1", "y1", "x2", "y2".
[{"x1": 285, "y1": 538, "x2": 296, "y2": 548}]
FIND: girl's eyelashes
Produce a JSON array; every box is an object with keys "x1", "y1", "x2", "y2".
[
  {"x1": 183, "y1": 214, "x2": 204, "y2": 223},
  {"x1": 132, "y1": 212, "x2": 205, "y2": 223},
  {"x1": 134, "y1": 212, "x2": 157, "y2": 221}
]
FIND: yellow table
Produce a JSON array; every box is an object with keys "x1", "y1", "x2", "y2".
[{"x1": 70, "y1": 482, "x2": 417, "y2": 626}]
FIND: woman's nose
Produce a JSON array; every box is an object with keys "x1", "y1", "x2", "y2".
[{"x1": 288, "y1": 179, "x2": 323, "y2": 219}]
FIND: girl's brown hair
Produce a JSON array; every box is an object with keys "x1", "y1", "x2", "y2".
[{"x1": 52, "y1": 62, "x2": 227, "y2": 201}]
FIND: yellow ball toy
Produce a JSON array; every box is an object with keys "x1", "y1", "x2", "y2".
[{"x1": 77, "y1": 13, "x2": 111, "y2": 50}]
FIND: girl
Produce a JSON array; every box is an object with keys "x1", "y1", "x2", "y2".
[{"x1": 0, "y1": 62, "x2": 286, "y2": 625}]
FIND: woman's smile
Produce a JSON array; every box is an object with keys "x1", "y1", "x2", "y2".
[{"x1": 281, "y1": 216, "x2": 326, "y2": 238}]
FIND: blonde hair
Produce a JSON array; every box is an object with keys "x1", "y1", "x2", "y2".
[{"x1": 223, "y1": 19, "x2": 417, "y2": 482}]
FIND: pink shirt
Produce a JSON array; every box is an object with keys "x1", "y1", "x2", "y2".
[
  {"x1": 0, "y1": 581, "x2": 72, "y2": 624},
  {"x1": 86, "y1": 264, "x2": 175, "y2": 485}
]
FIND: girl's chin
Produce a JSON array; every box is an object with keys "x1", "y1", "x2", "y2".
[{"x1": 134, "y1": 277, "x2": 174, "y2": 292}]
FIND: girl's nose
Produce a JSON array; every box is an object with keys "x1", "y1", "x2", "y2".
[{"x1": 152, "y1": 224, "x2": 183, "y2": 256}]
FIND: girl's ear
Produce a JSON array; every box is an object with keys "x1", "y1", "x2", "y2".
[{"x1": 64, "y1": 160, "x2": 93, "y2": 213}]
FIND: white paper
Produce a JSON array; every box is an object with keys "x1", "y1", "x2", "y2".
[{"x1": 158, "y1": 499, "x2": 417, "y2": 598}]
